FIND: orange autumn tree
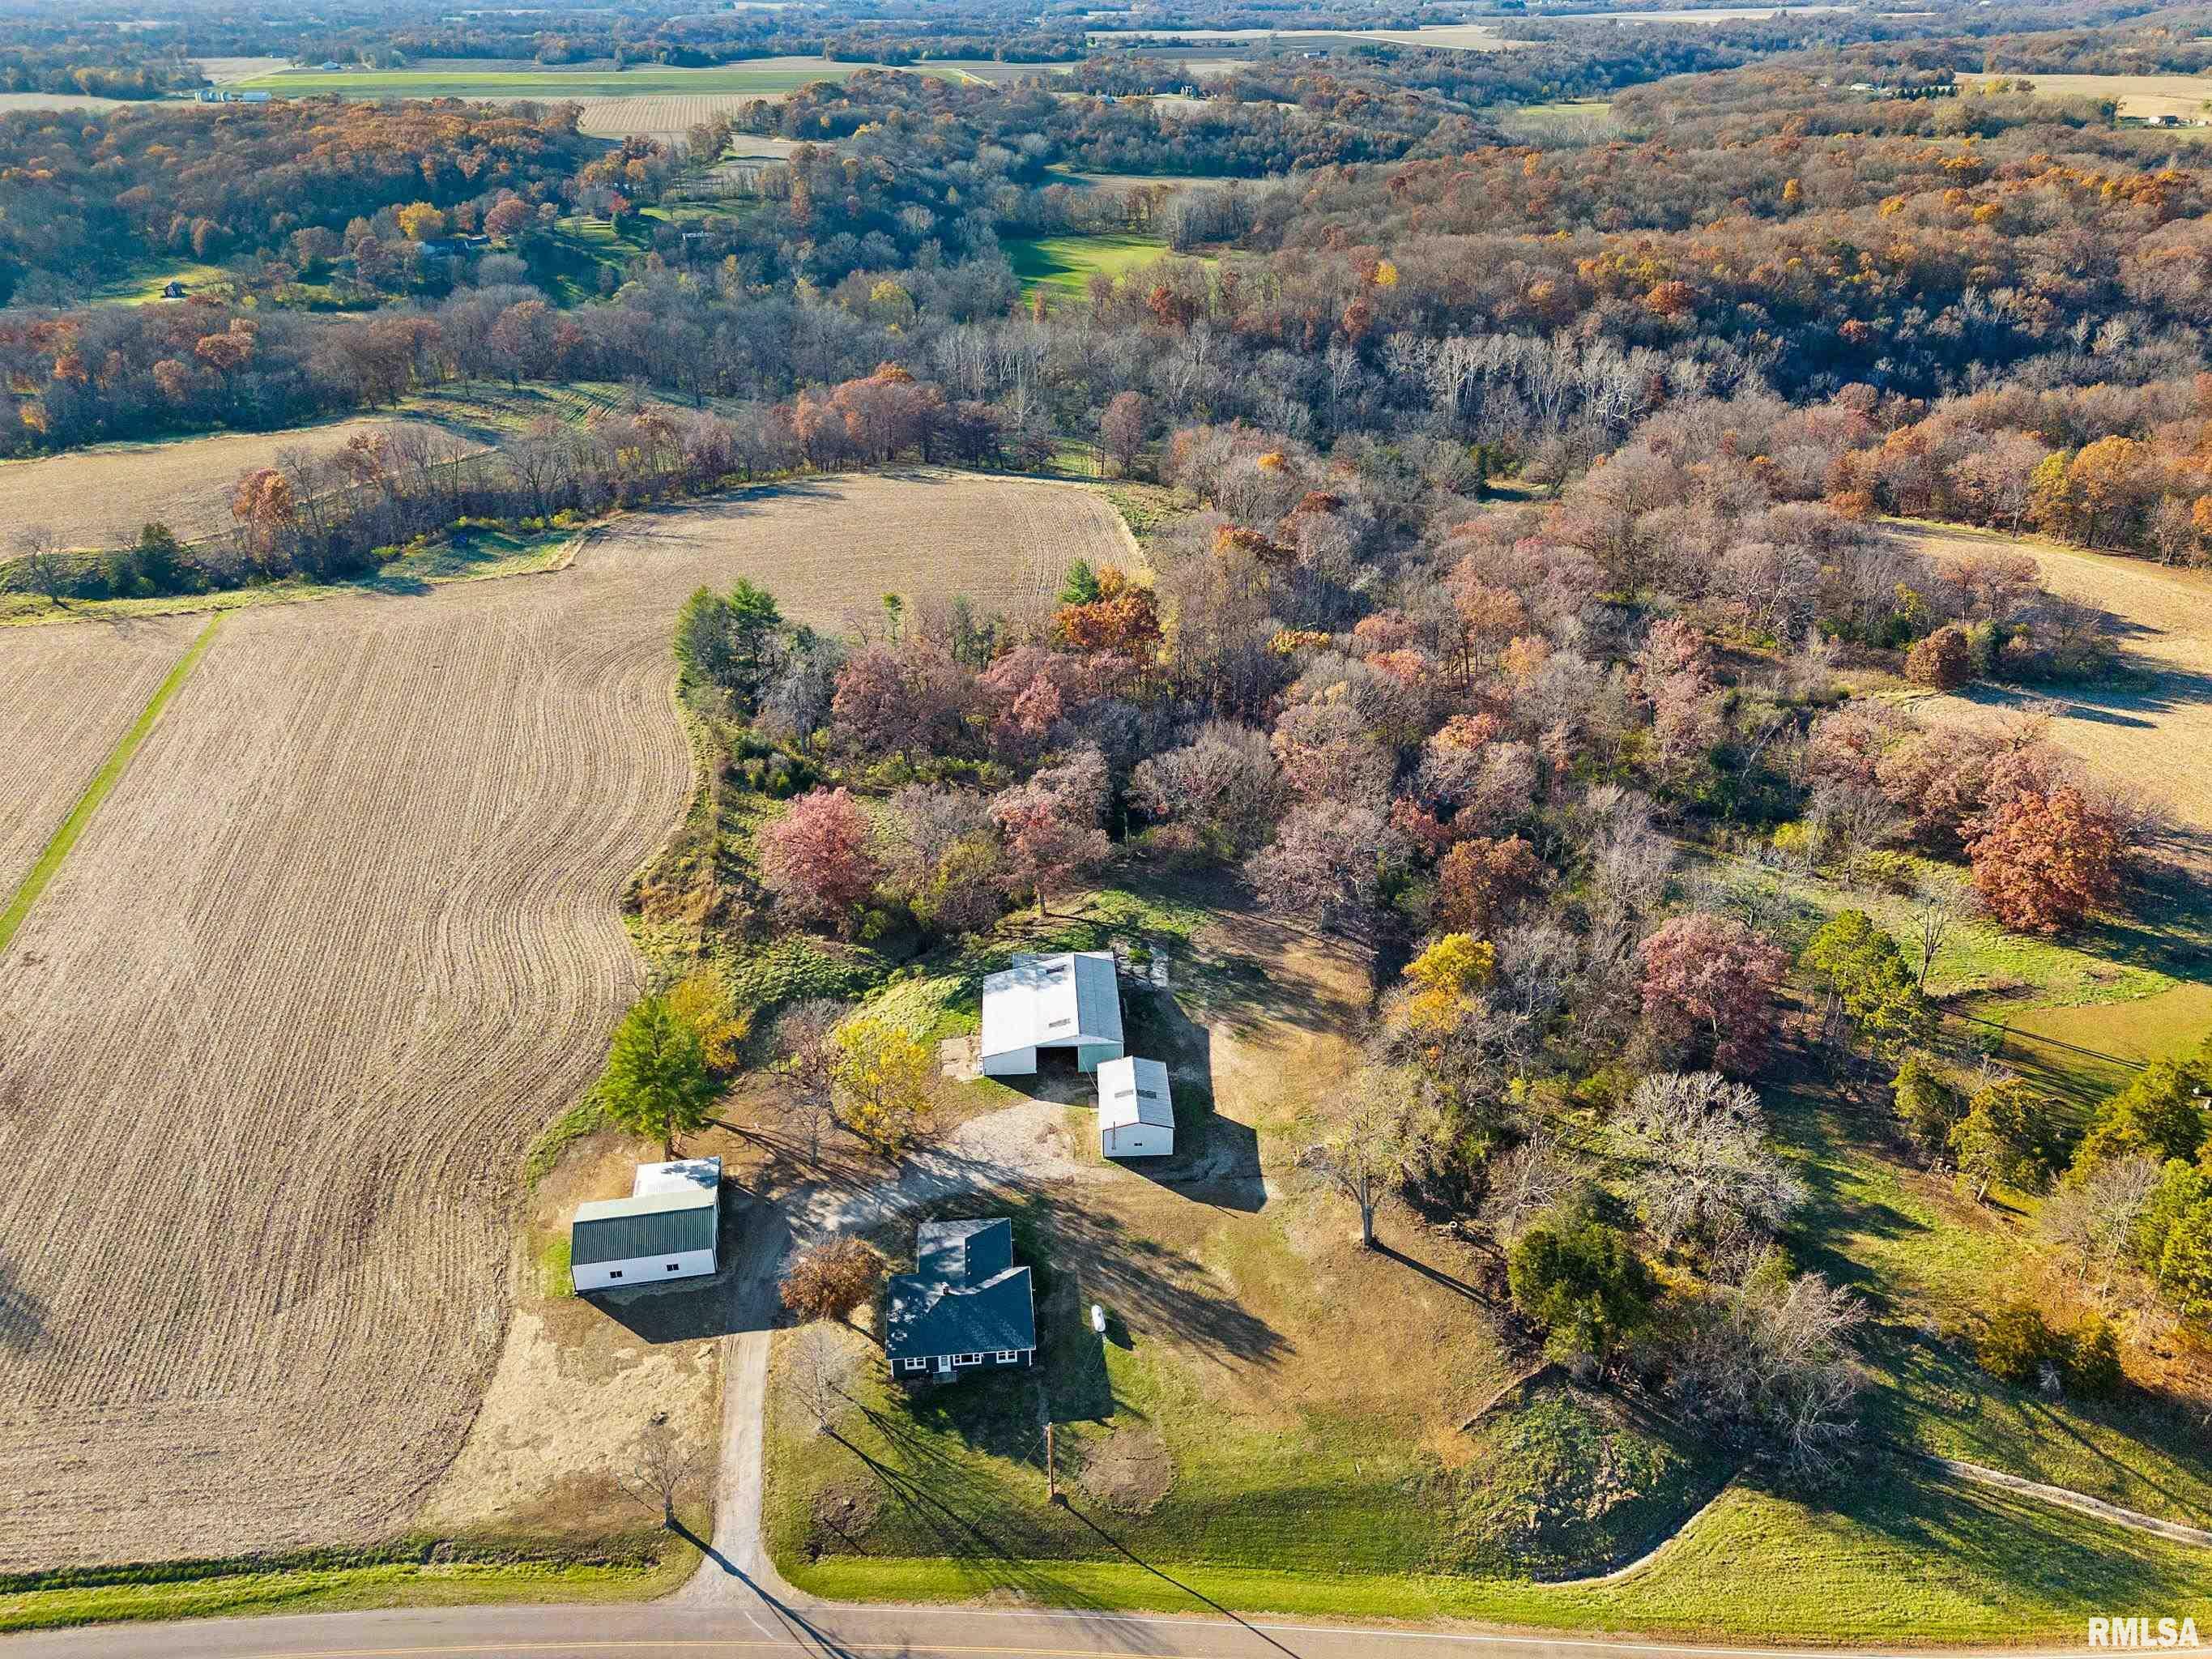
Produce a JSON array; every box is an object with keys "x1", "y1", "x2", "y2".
[{"x1": 1055, "y1": 565, "x2": 1161, "y2": 663}]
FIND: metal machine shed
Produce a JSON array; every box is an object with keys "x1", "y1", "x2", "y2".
[
  {"x1": 978, "y1": 950, "x2": 1124, "y2": 1077},
  {"x1": 569, "y1": 1157, "x2": 721, "y2": 1293}
]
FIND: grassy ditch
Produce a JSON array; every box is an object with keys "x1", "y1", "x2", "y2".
[{"x1": 0, "y1": 614, "x2": 220, "y2": 956}]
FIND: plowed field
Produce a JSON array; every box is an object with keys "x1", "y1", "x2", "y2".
[
  {"x1": 0, "y1": 472, "x2": 1125, "y2": 1570},
  {"x1": 0, "y1": 616, "x2": 198, "y2": 898}
]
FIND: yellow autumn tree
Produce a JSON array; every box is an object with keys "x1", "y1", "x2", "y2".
[
  {"x1": 829, "y1": 1017, "x2": 934, "y2": 1156},
  {"x1": 1396, "y1": 933, "x2": 1496, "y2": 1038},
  {"x1": 663, "y1": 969, "x2": 752, "y2": 1075},
  {"x1": 395, "y1": 202, "x2": 448, "y2": 241}
]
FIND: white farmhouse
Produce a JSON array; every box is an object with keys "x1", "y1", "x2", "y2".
[
  {"x1": 978, "y1": 950, "x2": 1124, "y2": 1077},
  {"x1": 569, "y1": 1156, "x2": 722, "y2": 1293},
  {"x1": 1096, "y1": 1056, "x2": 1174, "y2": 1158}
]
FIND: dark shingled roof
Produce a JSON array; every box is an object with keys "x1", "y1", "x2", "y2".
[{"x1": 885, "y1": 1218, "x2": 1035, "y2": 1361}]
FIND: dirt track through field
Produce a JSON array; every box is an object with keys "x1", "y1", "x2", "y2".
[
  {"x1": 0, "y1": 472, "x2": 1127, "y2": 1570},
  {"x1": 1894, "y1": 526, "x2": 2212, "y2": 846}
]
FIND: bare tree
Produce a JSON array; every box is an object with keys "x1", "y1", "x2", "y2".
[
  {"x1": 774, "y1": 998, "x2": 846, "y2": 1161},
  {"x1": 2041, "y1": 1154, "x2": 2163, "y2": 1303},
  {"x1": 785, "y1": 1321, "x2": 862, "y2": 1435},
  {"x1": 1670, "y1": 1247, "x2": 1869, "y2": 1486},
  {"x1": 1909, "y1": 889, "x2": 1955, "y2": 992},
  {"x1": 12, "y1": 524, "x2": 72, "y2": 610},
  {"x1": 1479, "y1": 1132, "x2": 1583, "y2": 1247},
  {"x1": 1298, "y1": 1066, "x2": 1428, "y2": 1247},
  {"x1": 1606, "y1": 1073, "x2": 1806, "y2": 1253},
  {"x1": 611, "y1": 1417, "x2": 702, "y2": 1529}
]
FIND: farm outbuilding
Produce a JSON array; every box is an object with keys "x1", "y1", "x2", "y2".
[
  {"x1": 569, "y1": 1156, "x2": 722, "y2": 1293},
  {"x1": 1096, "y1": 1056, "x2": 1174, "y2": 1158},
  {"x1": 978, "y1": 949, "x2": 1123, "y2": 1077}
]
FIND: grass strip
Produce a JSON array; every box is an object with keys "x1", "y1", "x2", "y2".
[
  {"x1": 0, "y1": 1527, "x2": 697, "y2": 1635},
  {"x1": 0, "y1": 614, "x2": 221, "y2": 957}
]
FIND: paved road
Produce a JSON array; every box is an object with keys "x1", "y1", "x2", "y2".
[{"x1": 0, "y1": 1600, "x2": 2109, "y2": 1659}]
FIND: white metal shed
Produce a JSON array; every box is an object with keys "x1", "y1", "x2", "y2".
[
  {"x1": 979, "y1": 950, "x2": 1124, "y2": 1077},
  {"x1": 1097, "y1": 1056, "x2": 1174, "y2": 1158}
]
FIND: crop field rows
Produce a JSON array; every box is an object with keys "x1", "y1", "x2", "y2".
[
  {"x1": 574, "y1": 95, "x2": 778, "y2": 144},
  {"x1": 0, "y1": 617, "x2": 199, "y2": 899},
  {"x1": 0, "y1": 473, "x2": 1128, "y2": 1571}
]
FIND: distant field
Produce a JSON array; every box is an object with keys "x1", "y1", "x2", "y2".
[
  {"x1": 1004, "y1": 232, "x2": 1178, "y2": 300},
  {"x1": 0, "y1": 416, "x2": 465, "y2": 552},
  {"x1": 1086, "y1": 23, "x2": 1522, "y2": 49},
  {"x1": 0, "y1": 92, "x2": 141, "y2": 114},
  {"x1": 1898, "y1": 523, "x2": 2212, "y2": 847},
  {"x1": 0, "y1": 384, "x2": 638, "y2": 559},
  {"x1": 1543, "y1": 3, "x2": 1848, "y2": 17},
  {"x1": 236, "y1": 58, "x2": 956, "y2": 101},
  {"x1": 573, "y1": 94, "x2": 781, "y2": 143},
  {"x1": 2019, "y1": 71, "x2": 2212, "y2": 120},
  {"x1": 1051, "y1": 168, "x2": 1260, "y2": 190},
  {"x1": 197, "y1": 56, "x2": 289, "y2": 84}
]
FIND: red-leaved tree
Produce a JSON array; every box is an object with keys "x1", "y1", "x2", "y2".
[
  {"x1": 760, "y1": 787, "x2": 880, "y2": 935},
  {"x1": 989, "y1": 745, "x2": 1111, "y2": 919},
  {"x1": 1964, "y1": 783, "x2": 2128, "y2": 932},
  {"x1": 1639, "y1": 912, "x2": 1788, "y2": 1077}
]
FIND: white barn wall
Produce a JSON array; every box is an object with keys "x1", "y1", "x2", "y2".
[
  {"x1": 1103, "y1": 1123, "x2": 1173, "y2": 1158},
  {"x1": 573, "y1": 1245, "x2": 717, "y2": 1293}
]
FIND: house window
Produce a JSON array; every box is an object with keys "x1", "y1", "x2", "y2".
[
  {"x1": 608, "y1": 1269, "x2": 624, "y2": 1280},
  {"x1": 954, "y1": 1352, "x2": 983, "y2": 1366},
  {"x1": 995, "y1": 1350, "x2": 1019, "y2": 1363},
  {"x1": 901, "y1": 1358, "x2": 927, "y2": 1373}
]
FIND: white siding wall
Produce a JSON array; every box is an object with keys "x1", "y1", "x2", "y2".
[
  {"x1": 981, "y1": 1045, "x2": 1038, "y2": 1077},
  {"x1": 573, "y1": 1245, "x2": 717, "y2": 1293},
  {"x1": 1102, "y1": 1124, "x2": 1174, "y2": 1158}
]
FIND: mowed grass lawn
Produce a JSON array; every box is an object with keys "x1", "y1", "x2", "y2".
[
  {"x1": 790, "y1": 1468, "x2": 2212, "y2": 1640},
  {"x1": 1004, "y1": 232, "x2": 1184, "y2": 301},
  {"x1": 237, "y1": 60, "x2": 959, "y2": 98}
]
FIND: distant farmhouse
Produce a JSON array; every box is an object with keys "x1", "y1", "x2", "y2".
[
  {"x1": 1096, "y1": 1055, "x2": 1174, "y2": 1158},
  {"x1": 569, "y1": 1156, "x2": 722, "y2": 1293},
  {"x1": 979, "y1": 949, "x2": 1124, "y2": 1077},
  {"x1": 885, "y1": 1218, "x2": 1037, "y2": 1381},
  {"x1": 196, "y1": 88, "x2": 271, "y2": 102}
]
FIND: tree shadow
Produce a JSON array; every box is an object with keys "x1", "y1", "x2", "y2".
[
  {"x1": 1835, "y1": 1462, "x2": 2209, "y2": 1606},
  {"x1": 667, "y1": 1519, "x2": 870, "y2": 1658},
  {"x1": 0, "y1": 1258, "x2": 45, "y2": 1357},
  {"x1": 816, "y1": 1425, "x2": 1132, "y2": 1615},
  {"x1": 1372, "y1": 1240, "x2": 1497, "y2": 1308}
]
